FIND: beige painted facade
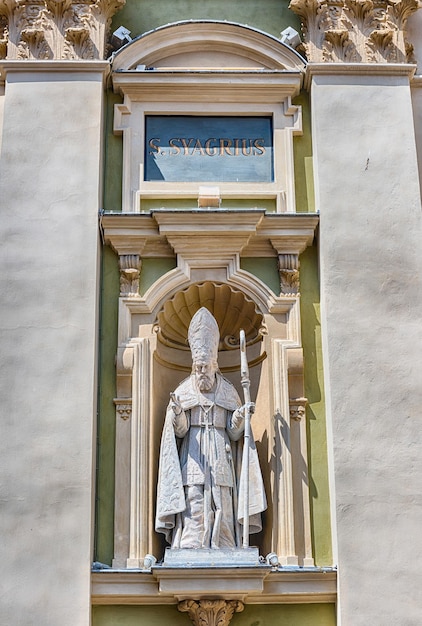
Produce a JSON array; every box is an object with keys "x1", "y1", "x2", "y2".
[
  {"x1": 0, "y1": 62, "x2": 107, "y2": 624},
  {"x1": 0, "y1": 1, "x2": 421, "y2": 625},
  {"x1": 312, "y1": 65, "x2": 422, "y2": 624}
]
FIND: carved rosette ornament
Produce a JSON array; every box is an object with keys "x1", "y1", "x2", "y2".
[
  {"x1": 278, "y1": 253, "x2": 300, "y2": 296},
  {"x1": 178, "y1": 600, "x2": 244, "y2": 626},
  {"x1": 0, "y1": 0, "x2": 125, "y2": 59},
  {"x1": 289, "y1": 0, "x2": 419, "y2": 63},
  {"x1": 118, "y1": 254, "x2": 141, "y2": 297}
]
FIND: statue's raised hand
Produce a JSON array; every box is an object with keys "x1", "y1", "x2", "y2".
[{"x1": 170, "y1": 392, "x2": 183, "y2": 416}]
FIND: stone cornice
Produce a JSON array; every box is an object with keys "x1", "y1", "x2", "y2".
[
  {"x1": 290, "y1": 0, "x2": 419, "y2": 65},
  {"x1": 304, "y1": 61, "x2": 416, "y2": 88},
  {"x1": 91, "y1": 567, "x2": 337, "y2": 605},
  {"x1": 411, "y1": 74, "x2": 422, "y2": 87},
  {"x1": 101, "y1": 211, "x2": 319, "y2": 259},
  {"x1": 111, "y1": 69, "x2": 304, "y2": 103},
  {"x1": 0, "y1": 0, "x2": 124, "y2": 61},
  {"x1": 0, "y1": 59, "x2": 110, "y2": 80}
]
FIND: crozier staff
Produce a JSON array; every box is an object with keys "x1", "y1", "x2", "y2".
[
  {"x1": 155, "y1": 307, "x2": 266, "y2": 550},
  {"x1": 240, "y1": 329, "x2": 251, "y2": 548}
]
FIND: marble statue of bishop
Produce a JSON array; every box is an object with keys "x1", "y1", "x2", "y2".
[{"x1": 156, "y1": 307, "x2": 266, "y2": 550}]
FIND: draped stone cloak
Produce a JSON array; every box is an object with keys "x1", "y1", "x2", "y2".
[{"x1": 155, "y1": 372, "x2": 267, "y2": 545}]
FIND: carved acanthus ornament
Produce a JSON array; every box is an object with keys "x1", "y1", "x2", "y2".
[
  {"x1": 119, "y1": 254, "x2": 141, "y2": 297},
  {"x1": 178, "y1": 600, "x2": 244, "y2": 626},
  {"x1": 278, "y1": 253, "x2": 300, "y2": 296},
  {"x1": 290, "y1": 397, "x2": 308, "y2": 421},
  {"x1": 0, "y1": 0, "x2": 124, "y2": 60},
  {"x1": 289, "y1": 0, "x2": 419, "y2": 63},
  {"x1": 0, "y1": 14, "x2": 7, "y2": 57}
]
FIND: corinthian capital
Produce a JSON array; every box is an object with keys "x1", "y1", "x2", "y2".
[
  {"x1": 289, "y1": 0, "x2": 419, "y2": 63},
  {"x1": 178, "y1": 600, "x2": 244, "y2": 626},
  {"x1": 0, "y1": 0, "x2": 125, "y2": 59}
]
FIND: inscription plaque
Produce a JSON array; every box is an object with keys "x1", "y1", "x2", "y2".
[{"x1": 145, "y1": 116, "x2": 273, "y2": 182}]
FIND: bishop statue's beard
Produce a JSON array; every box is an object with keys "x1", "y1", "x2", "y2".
[{"x1": 197, "y1": 373, "x2": 215, "y2": 392}]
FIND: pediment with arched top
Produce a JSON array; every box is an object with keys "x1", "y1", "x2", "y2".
[{"x1": 111, "y1": 20, "x2": 306, "y2": 72}]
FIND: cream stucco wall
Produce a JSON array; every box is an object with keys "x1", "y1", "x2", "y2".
[
  {"x1": 0, "y1": 63, "x2": 107, "y2": 626},
  {"x1": 0, "y1": 82, "x2": 4, "y2": 152},
  {"x1": 412, "y1": 81, "x2": 422, "y2": 198},
  {"x1": 310, "y1": 67, "x2": 422, "y2": 624},
  {"x1": 407, "y1": 10, "x2": 422, "y2": 72},
  {"x1": 409, "y1": 11, "x2": 422, "y2": 199}
]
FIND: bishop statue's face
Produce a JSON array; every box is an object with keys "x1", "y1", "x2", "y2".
[{"x1": 193, "y1": 361, "x2": 217, "y2": 391}]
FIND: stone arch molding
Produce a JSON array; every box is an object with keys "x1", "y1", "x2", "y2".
[{"x1": 111, "y1": 20, "x2": 306, "y2": 72}]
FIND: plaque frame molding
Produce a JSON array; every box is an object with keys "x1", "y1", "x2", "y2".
[{"x1": 110, "y1": 21, "x2": 306, "y2": 213}]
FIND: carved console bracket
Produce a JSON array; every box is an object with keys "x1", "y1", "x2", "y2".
[
  {"x1": 178, "y1": 600, "x2": 244, "y2": 626},
  {"x1": 0, "y1": 0, "x2": 125, "y2": 60},
  {"x1": 278, "y1": 253, "x2": 300, "y2": 296},
  {"x1": 289, "y1": 0, "x2": 419, "y2": 64},
  {"x1": 119, "y1": 254, "x2": 141, "y2": 297}
]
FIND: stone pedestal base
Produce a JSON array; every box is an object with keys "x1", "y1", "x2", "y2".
[{"x1": 163, "y1": 547, "x2": 260, "y2": 567}]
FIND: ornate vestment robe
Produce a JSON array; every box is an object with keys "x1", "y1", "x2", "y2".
[{"x1": 155, "y1": 373, "x2": 267, "y2": 548}]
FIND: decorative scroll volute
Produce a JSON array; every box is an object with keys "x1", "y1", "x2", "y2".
[
  {"x1": 0, "y1": 0, "x2": 125, "y2": 59},
  {"x1": 178, "y1": 600, "x2": 244, "y2": 626},
  {"x1": 289, "y1": 0, "x2": 419, "y2": 63}
]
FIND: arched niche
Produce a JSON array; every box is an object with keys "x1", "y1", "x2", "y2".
[
  {"x1": 104, "y1": 210, "x2": 318, "y2": 571},
  {"x1": 109, "y1": 255, "x2": 315, "y2": 571},
  {"x1": 149, "y1": 282, "x2": 270, "y2": 559}
]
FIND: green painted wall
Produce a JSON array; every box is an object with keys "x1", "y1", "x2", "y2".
[
  {"x1": 93, "y1": 603, "x2": 336, "y2": 626},
  {"x1": 300, "y1": 244, "x2": 332, "y2": 566},
  {"x1": 139, "y1": 258, "x2": 178, "y2": 296},
  {"x1": 111, "y1": 0, "x2": 301, "y2": 42},
  {"x1": 293, "y1": 93, "x2": 314, "y2": 213},
  {"x1": 96, "y1": 246, "x2": 119, "y2": 564},
  {"x1": 240, "y1": 258, "x2": 280, "y2": 295},
  {"x1": 103, "y1": 92, "x2": 123, "y2": 213}
]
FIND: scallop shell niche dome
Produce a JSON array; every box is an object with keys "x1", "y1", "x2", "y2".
[{"x1": 156, "y1": 282, "x2": 265, "y2": 351}]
